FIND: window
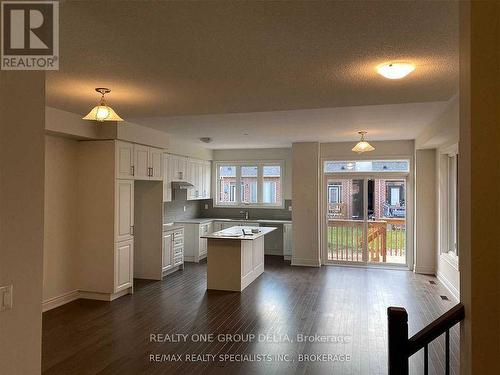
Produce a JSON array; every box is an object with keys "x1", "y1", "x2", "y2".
[
  {"x1": 324, "y1": 160, "x2": 409, "y2": 173},
  {"x1": 447, "y1": 155, "x2": 458, "y2": 255},
  {"x1": 440, "y1": 152, "x2": 459, "y2": 257},
  {"x1": 328, "y1": 184, "x2": 342, "y2": 204},
  {"x1": 215, "y1": 161, "x2": 284, "y2": 207},
  {"x1": 218, "y1": 165, "x2": 236, "y2": 203}
]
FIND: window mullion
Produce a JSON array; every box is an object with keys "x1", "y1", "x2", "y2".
[{"x1": 235, "y1": 166, "x2": 242, "y2": 205}]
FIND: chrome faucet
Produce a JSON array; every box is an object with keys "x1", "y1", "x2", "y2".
[{"x1": 240, "y1": 210, "x2": 249, "y2": 220}]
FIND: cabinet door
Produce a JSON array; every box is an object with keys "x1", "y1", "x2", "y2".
[
  {"x1": 196, "y1": 163, "x2": 203, "y2": 199},
  {"x1": 203, "y1": 161, "x2": 211, "y2": 198},
  {"x1": 187, "y1": 159, "x2": 197, "y2": 200},
  {"x1": 149, "y1": 147, "x2": 163, "y2": 181},
  {"x1": 115, "y1": 179, "x2": 134, "y2": 242},
  {"x1": 283, "y1": 224, "x2": 293, "y2": 256},
  {"x1": 162, "y1": 231, "x2": 173, "y2": 271},
  {"x1": 115, "y1": 239, "x2": 133, "y2": 292},
  {"x1": 134, "y1": 144, "x2": 150, "y2": 180},
  {"x1": 213, "y1": 222, "x2": 222, "y2": 232},
  {"x1": 162, "y1": 153, "x2": 172, "y2": 202},
  {"x1": 115, "y1": 141, "x2": 134, "y2": 179}
]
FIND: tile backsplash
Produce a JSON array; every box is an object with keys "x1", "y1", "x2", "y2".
[
  {"x1": 164, "y1": 189, "x2": 292, "y2": 222},
  {"x1": 200, "y1": 199, "x2": 292, "y2": 221}
]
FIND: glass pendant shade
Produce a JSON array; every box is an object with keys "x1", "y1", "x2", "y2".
[
  {"x1": 83, "y1": 105, "x2": 123, "y2": 121},
  {"x1": 352, "y1": 131, "x2": 375, "y2": 153},
  {"x1": 82, "y1": 88, "x2": 123, "y2": 122}
]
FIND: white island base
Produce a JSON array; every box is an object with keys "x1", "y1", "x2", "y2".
[{"x1": 203, "y1": 226, "x2": 276, "y2": 292}]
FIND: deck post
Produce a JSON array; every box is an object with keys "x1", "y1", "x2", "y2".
[{"x1": 387, "y1": 307, "x2": 409, "y2": 375}]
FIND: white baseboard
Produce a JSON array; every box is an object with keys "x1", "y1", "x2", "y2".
[
  {"x1": 437, "y1": 271, "x2": 460, "y2": 301},
  {"x1": 414, "y1": 265, "x2": 436, "y2": 275},
  {"x1": 284, "y1": 255, "x2": 291, "y2": 261},
  {"x1": 43, "y1": 288, "x2": 133, "y2": 312},
  {"x1": 184, "y1": 256, "x2": 196, "y2": 262},
  {"x1": 291, "y1": 257, "x2": 321, "y2": 267},
  {"x1": 42, "y1": 290, "x2": 79, "y2": 312}
]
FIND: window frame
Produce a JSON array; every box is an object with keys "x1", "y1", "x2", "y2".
[{"x1": 214, "y1": 160, "x2": 285, "y2": 208}]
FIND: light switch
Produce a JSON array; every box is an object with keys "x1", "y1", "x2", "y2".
[
  {"x1": 204, "y1": 204, "x2": 209, "y2": 210},
  {"x1": 0, "y1": 285, "x2": 13, "y2": 311},
  {"x1": 183, "y1": 206, "x2": 186, "y2": 212},
  {"x1": 288, "y1": 206, "x2": 292, "y2": 211}
]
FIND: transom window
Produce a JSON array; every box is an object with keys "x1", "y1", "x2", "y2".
[{"x1": 216, "y1": 161, "x2": 284, "y2": 207}]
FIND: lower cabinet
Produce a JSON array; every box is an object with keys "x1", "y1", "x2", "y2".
[
  {"x1": 114, "y1": 239, "x2": 134, "y2": 292},
  {"x1": 162, "y1": 227, "x2": 184, "y2": 276},
  {"x1": 283, "y1": 223, "x2": 293, "y2": 260}
]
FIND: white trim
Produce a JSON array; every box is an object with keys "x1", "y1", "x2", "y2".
[
  {"x1": 437, "y1": 271, "x2": 460, "y2": 301},
  {"x1": 291, "y1": 257, "x2": 321, "y2": 267},
  {"x1": 414, "y1": 265, "x2": 436, "y2": 275},
  {"x1": 42, "y1": 290, "x2": 79, "y2": 312},
  {"x1": 42, "y1": 288, "x2": 133, "y2": 312}
]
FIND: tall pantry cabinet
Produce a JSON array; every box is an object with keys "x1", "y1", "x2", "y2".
[{"x1": 77, "y1": 140, "x2": 135, "y2": 300}]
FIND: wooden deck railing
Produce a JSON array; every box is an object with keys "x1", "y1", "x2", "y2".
[
  {"x1": 328, "y1": 218, "x2": 406, "y2": 262},
  {"x1": 388, "y1": 303, "x2": 465, "y2": 375}
]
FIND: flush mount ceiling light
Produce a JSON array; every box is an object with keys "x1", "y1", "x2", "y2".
[
  {"x1": 376, "y1": 62, "x2": 415, "y2": 79},
  {"x1": 83, "y1": 88, "x2": 124, "y2": 122},
  {"x1": 352, "y1": 131, "x2": 375, "y2": 153}
]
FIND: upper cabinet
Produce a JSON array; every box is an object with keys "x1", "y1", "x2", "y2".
[
  {"x1": 162, "y1": 154, "x2": 211, "y2": 202},
  {"x1": 115, "y1": 141, "x2": 135, "y2": 179},
  {"x1": 115, "y1": 141, "x2": 164, "y2": 181},
  {"x1": 187, "y1": 158, "x2": 211, "y2": 200}
]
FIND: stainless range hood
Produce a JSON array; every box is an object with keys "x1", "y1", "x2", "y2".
[{"x1": 171, "y1": 181, "x2": 194, "y2": 190}]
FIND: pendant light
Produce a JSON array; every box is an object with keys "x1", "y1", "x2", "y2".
[
  {"x1": 352, "y1": 131, "x2": 375, "y2": 153},
  {"x1": 83, "y1": 88, "x2": 123, "y2": 122}
]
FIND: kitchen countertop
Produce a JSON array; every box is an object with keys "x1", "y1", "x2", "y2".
[
  {"x1": 201, "y1": 226, "x2": 277, "y2": 240},
  {"x1": 162, "y1": 223, "x2": 185, "y2": 232},
  {"x1": 173, "y1": 218, "x2": 292, "y2": 224}
]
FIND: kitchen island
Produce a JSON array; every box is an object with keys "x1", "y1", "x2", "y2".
[{"x1": 201, "y1": 226, "x2": 276, "y2": 291}]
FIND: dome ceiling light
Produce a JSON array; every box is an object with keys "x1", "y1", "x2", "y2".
[
  {"x1": 376, "y1": 62, "x2": 415, "y2": 79},
  {"x1": 83, "y1": 88, "x2": 124, "y2": 122},
  {"x1": 352, "y1": 131, "x2": 375, "y2": 153}
]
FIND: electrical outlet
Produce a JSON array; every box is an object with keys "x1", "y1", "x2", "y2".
[
  {"x1": 0, "y1": 285, "x2": 13, "y2": 311},
  {"x1": 204, "y1": 204, "x2": 209, "y2": 210},
  {"x1": 183, "y1": 206, "x2": 186, "y2": 212},
  {"x1": 288, "y1": 205, "x2": 292, "y2": 211}
]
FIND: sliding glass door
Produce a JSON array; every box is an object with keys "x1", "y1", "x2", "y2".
[{"x1": 325, "y1": 175, "x2": 407, "y2": 266}]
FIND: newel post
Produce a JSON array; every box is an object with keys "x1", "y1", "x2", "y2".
[{"x1": 387, "y1": 306, "x2": 409, "y2": 375}]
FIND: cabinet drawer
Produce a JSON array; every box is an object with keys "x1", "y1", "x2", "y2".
[
  {"x1": 174, "y1": 254, "x2": 183, "y2": 266},
  {"x1": 173, "y1": 230, "x2": 184, "y2": 238},
  {"x1": 174, "y1": 246, "x2": 183, "y2": 255},
  {"x1": 174, "y1": 238, "x2": 183, "y2": 246}
]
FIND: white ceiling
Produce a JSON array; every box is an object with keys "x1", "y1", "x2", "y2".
[
  {"x1": 132, "y1": 100, "x2": 450, "y2": 149},
  {"x1": 46, "y1": 0, "x2": 459, "y2": 148}
]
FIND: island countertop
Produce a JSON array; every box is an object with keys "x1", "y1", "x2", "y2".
[{"x1": 201, "y1": 226, "x2": 276, "y2": 240}]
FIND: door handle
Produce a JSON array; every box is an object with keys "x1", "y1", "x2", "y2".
[
  {"x1": 130, "y1": 165, "x2": 135, "y2": 176},
  {"x1": 130, "y1": 225, "x2": 134, "y2": 235}
]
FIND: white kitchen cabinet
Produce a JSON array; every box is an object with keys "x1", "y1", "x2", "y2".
[
  {"x1": 162, "y1": 153, "x2": 172, "y2": 202},
  {"x1": 180, "y1": 222, "x2": 214, "y2": 262},
  {"x1": 162, "y1": 231, "x2": 173, "y2": 272},
  {"x1": 115, "y1": 141, "x2": 135, "y2": 179},
  {"x1": 115, "y1": 179, "x2": 134, "y2": 242},
  {"x1": 170, "y1": 154, "x2": 188, "y2": 181},
  {"x1": 134, "y1": 144, "x2": 163, "y2": 181},
  {"x1": 162, "y1": 227, "x2": 184, "y2": 275},
  {"x1": 114, "y1": 239, "x2": 134, "y2": 292},
  {"x1": 134, "y1": 144, "x2": 150, "y2": 180},
  {"x1": 149, "y1": 147, "x2": 163, "y2": 181},
  {"x1": 199, "y1": 222, "x2": 213, "y2": 257},
  {"x1": 202, "y1": 161, "x2": 211, "y2": 198},
  {"x1": 283, "y1": 223, "x2": 293, "y2": 260}
]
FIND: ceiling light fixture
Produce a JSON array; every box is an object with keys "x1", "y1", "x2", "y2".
[
  {"x1": 352, "y1": 131, "x2": 375, "y2": 153},
  {"x1": 376, "y1": 62, "x2": 415, "y2": 79},
  {"x1": 83, "y1": 88, "x2": 123, "y2": 122}
]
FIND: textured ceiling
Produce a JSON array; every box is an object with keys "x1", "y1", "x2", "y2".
[{"x1": 46, "y1": 0, "x2": 459, "y2": 120}]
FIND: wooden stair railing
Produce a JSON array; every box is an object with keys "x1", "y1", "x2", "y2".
[{"x1": 387, "y1": 303, "x2": 465, "y2": 375}]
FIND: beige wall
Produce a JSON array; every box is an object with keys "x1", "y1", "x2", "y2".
[
  {"x1": 43, "y1": 135, "x2": 79, "y2": 303},
  {"x1": 414, "y1": 149, "x2": 436, "y2": 274},
  {"x1": 291, "y1": 142, "x2": 321, "y2": 266},
  {"x1": 0, "y1": 72, "x2": 45, "y2": 374},
  {"x1": 459, "y1": 1, "x2": 500, "y2": 373},
  {"x1": 213, "y1": 148, "x2": 292, "y2": 199},
  {"x1": 169, "y1": 137, "x2": 214, "y2": 160}
]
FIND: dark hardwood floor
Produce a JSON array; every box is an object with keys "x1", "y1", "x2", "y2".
[{"x1": 42, "y1": 256, "x2": 459, "y2": 375}]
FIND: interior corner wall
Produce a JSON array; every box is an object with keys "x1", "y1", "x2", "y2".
[
  {"x1": 0, "y1": 72, "x2": 45, "y2": 374},
  {"x1": 43, "y1": 135, "x2": 79, "y2": 303},
  {"x1": 414, "y1": 149, "x2": 437, "y2": 275},
  {"x1": 291, "y1": 142, "x2": 320, "y2": 266}
]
